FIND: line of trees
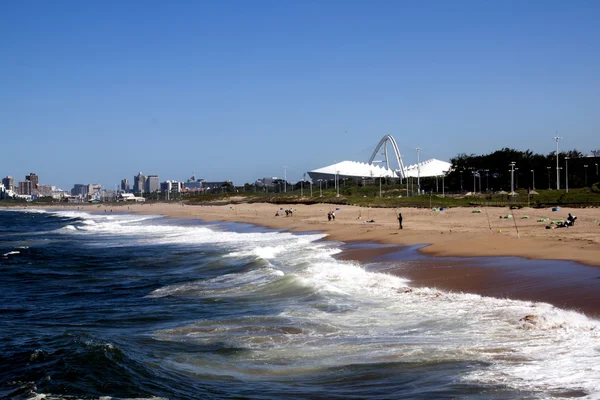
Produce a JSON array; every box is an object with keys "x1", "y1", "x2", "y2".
[{"x1": 445, "y1": 148, "x2": 600, "y2": 193}]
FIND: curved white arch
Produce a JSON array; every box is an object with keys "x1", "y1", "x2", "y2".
[{"x1": 368, "y1": 135, "x2": 406, "y2": 179}]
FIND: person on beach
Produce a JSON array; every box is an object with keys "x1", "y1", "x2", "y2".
[
  {"x1": 327, "y1": 212, "x2": 332, "y2": 222},
  {"x1": 331, "y1": 211, "x2": 335, "y2": 221},
  {"x1": 397, "y1": 213, "x2": 403, "y2": 229},
  {"x1": 567, "y1": 213, "x2": 577, "y2": 226}
]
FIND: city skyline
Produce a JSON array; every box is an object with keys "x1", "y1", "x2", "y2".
[{"x1": 2, "y1": 1, "x2": 599, "y2": 190}]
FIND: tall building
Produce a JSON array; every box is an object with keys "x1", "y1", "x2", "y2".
[
  {"x1": 2, "y1": 176, "x2": 14, "y2": 191},
  {"x1": 26, "y1": 173, "x2": 39, "y2": 190},
  {"x1": 71, "y1": 184, "x2": 88, "y2": 197},
  {"x1": 18, "y1": 180, "x2": 32, "y2": 195},
  {"x1": 146, "y1": 175, "x2": 160, "y2": 193},
  {"x1": 160, "y1": 180, "x2": 182, "y2": 193},
  {"x1": 88, "y1": 184, "x2": 101, "y2": 195},
  {"x1": 121, "y1": 178, "x2": 130, "y2": 192},
  {"x1": 134, "y1": 172, "x2": 146, "y2": 193}
]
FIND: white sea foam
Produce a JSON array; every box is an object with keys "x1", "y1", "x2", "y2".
[
  {"x1": 3, "y1": 250, "x2": 20, "y2": 256},
  {"x1": 39, "y1": 209, "x2": 600, "y2": 397}
]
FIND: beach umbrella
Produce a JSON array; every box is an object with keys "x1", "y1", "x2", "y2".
[
  {"x1": 496, "y1": 190, "x2": 508, "y2": 195},
  {"x1": 529, "y1": 190, "x2": 539, "y2": 195}
]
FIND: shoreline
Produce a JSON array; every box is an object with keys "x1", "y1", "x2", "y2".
[
  {"x1": 6, "y1": 202, "x2": 600, "y2": 317},
  {"x1": 8, "y1": 202, "x2": 600, "y2": 266}
]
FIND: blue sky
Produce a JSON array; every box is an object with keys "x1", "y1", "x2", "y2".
[{"x1": 1, "y1": 0, "x2": 598, "y2": 189}]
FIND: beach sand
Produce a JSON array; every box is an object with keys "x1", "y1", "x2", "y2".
[
  {"x1": 109, "y1": 201, "x2": 600, "y2": 266},
  {"x1": 36, "y1": 201, "x2": 600, "y2": 316}
]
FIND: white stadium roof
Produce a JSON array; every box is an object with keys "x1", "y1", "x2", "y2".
[
  {"x1": 308, "y1": 158, "x2": 452, "y2": 181},
  {"x1": 308, "y1": 161, "x2": 396, "y2": 180},
  {"x1": 307, "y1": 135, "x2": 452, "y2": 181},
  {"x1": 403, "y1": 158, "x2": 452, "y2": 178}
]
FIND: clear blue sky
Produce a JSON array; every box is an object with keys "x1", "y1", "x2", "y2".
[{"x1": 1, "y1": 0, "x2": 598, "y2": 189}]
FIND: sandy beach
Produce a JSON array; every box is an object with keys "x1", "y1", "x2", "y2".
[{"x1": 89, "y1": 201, "x2": 600, "y2": 266}]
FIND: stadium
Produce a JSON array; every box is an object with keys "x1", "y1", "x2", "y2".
[{"x1": 307, "y1": 135, "x2": 452, "y2": 183}]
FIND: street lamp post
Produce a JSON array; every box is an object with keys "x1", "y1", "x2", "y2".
[
  {"x1": 515, "y1": 167, "x2": 519, "y2": 189},
  {"x1": 283, "y1": 165, "x2": 287, "y2": 193},
  {"x1": 415, "y1": 147, "x2": 421, "y2": 194},
  {"x1": 442, "y1": 173, "x2": 445, "y2": 198},
  {"x1": 318, "y1": 180, "x2": 322, "y2": 197},
  {"x1": 565, "y1": 157, "x2": 569, "y2": 193},
  {"x1": 460, "y1": 170, "x2": 464, "y2": 192},
  {"x1": 596, "y1": 163, "x2": 598, "y2": 175},
  {"x1": 473, "y1": 172, "x2": 476, "y2": 193},
  {"x1": 584, "y1": 165, "x2": 589, "y2": 186},
  {"x1": 484, "y1": 169, "x2": 489, "y2": 192},
  {"x1": 554, "y1": 134, "x2": 562, "y2": 190},
  {"x1": 510, "y1": 162, "x2": 516, "y2": 200},
  {"x1": 336, "y1": 171, "x2": 340, "y2": 197},
  {"x1": 530, "y1": 169, "x2": 535, "y2": 191},
  {"x1": 379, "y1": 177, "x2": 382, "y2": 198}
]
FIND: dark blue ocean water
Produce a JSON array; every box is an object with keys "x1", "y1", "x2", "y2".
[{"x1": 1, "y1": 209, "x2": 598, "y2": 400}]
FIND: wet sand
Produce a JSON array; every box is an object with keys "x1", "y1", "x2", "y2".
[{"x1": 338, "y1": 242, "x2": 600, "y2": 318}]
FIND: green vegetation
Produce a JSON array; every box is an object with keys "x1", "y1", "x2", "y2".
[{"x1": 183, "y1": 183, "x2": 600, "y2": 209}]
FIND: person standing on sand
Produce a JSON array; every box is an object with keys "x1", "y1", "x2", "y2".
[{"x1": 398, "y1": 213, "x2": 403, "y2": 229}]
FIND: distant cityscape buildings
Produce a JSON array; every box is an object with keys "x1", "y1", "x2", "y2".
[
  {"x1": 2, "y1": 168, "x2": 265, "y2": 202},
  {"x1": 146, "y1": 175, "x2": 160, "y2": 193},
  {"x1": 133, "y1": 172, "x2": 146, "y2": 193},
  {"x1": 121, "y1": 178, "x2": 130, "y2": 192},
  {"x1": 2, "y1": 176, "x2": 14, "y2": 191}
]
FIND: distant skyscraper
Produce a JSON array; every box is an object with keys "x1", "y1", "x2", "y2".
[
  {"x1": 26, "y1": 173, "x2": 39, "y2": 188},
  {"x1": 146, "y1": 175, "x2": 160, "y2": 193},
  {"x1": 2, "y1": 176, "x2": 14, "y2": 191},
  {"x1": 18, "y1": 180, "x2": 32, "y2": 195},
  {"x1": 71, "y1": 184, "x2": 88, "y2": 197},
  {"x1": 134, "y1": 172, "x2": 146, "y2": 193},
  {"x1": 121, "y1": 178, "x2": 130, "y2": 192}
]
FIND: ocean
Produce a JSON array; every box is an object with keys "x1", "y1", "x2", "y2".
[{"x1": 1, "y1": 209, "x2": 598, "y2": 399}]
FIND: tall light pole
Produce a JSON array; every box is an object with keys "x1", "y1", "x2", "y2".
[
  {"x1": 336, "y1": 171, "x2": 340, "y2": 197},
  {"x1": 460, "y1": 170, "x2": 464, "y2": 192},
  {"x1": 554, "y1": 134, "x2": 562, "y2": 190},
  {"x1": 318, "y1": 179, "x2": 322, "y2": 197},
  {"x1": 596, "y1": 163, "x2": 598, "y2": 175},
  {"x1": 484, "y1": 169, "x2": 489, "y2": 192},
  {"x1": 565, "y1": 157, "x2": 569, "y2": 193},
  {"x1": 530, "y1": 169, "x2": 535, "y2": 190},
  {"x1": 415, "y1": 146, "x2": 421, "y2": 194},
  {"x1": 473, "y1": 172, "x2": 476, "y2": 193},
  {"x1": 584, "y1": 165, "x2": 589, "y2": 186},
  {"x1": 510, "y1": 162, "x2": 516, "y2": 200},
  {"x1": 379, "y1": 177, "x2": 382, "y2": 198},
  {"x1": 283, "y1": 165, "x2": 287, "y2": 193},
  {"x1": 442, "y1": 173, "x2": 445, "y2": 197}
]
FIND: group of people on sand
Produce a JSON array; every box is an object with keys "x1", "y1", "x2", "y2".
[
  {"x1": 275, "y1": 208, "x2": 294, "y2": 217},
  {"x1": 327, "y1": 211, "x2": 335, "y2": 221}
]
